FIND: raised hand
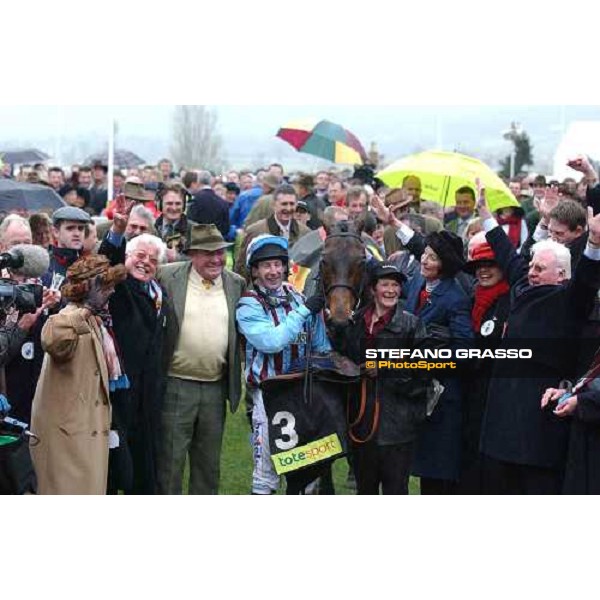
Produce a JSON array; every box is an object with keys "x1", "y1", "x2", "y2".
[
  {"x1": 538, "y1": 187, "x2": 560, "y2": 224},
  {"x1": 587, "y1": 207, "x2": 600, "y2": 247},
  {"x1": 567, "y1": 155, "x2": 597, "y2": 179},
  {"x1": 475, "y1": 178, "x2": 492, "y2": 220},
  {"x1": 84, "y1": 275, "x2": 115, "y2": 314},
  {"x1": 112, "y1": 195, "x2": 134, "y2": 236},
  {"x1": 370, "y1": 193, "x2": 392, "y2": 225}
]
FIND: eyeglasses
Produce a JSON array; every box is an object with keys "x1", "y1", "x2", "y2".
[{"x1": 132, "y1": 250, "x2": 159, "y2": 266}]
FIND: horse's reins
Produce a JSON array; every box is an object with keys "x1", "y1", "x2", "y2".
[{"x1": 347, "y1": 376, "x2": 380, "y2": 444}]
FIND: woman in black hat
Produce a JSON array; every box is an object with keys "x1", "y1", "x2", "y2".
[
  {"x1": 330, "y1": 262, "x2": 435, "y2": 494},
  {"x1": 371, "y1": 195, "x2": 474, "y2": 494}
]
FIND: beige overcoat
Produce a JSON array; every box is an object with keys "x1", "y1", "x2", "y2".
[{"x1": 31, "y1": 305, "x2": 111, "y2": 495}]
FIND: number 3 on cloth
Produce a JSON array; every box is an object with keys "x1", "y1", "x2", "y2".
[{"x1": 272, "y1": 411, "x2": 299, "y2": 451}]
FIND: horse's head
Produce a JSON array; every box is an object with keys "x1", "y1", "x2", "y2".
[{"x1": 320, "y1": 222, "x2": 367, "y2": 327}]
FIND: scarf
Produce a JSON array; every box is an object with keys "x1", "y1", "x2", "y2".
[
  {"x1": 95, "y1": 312, "x2": 130, "y2": 393},
  {"x1": 573, "y1": 351, "x2": 600, "y2": 394},
  {"x1": 255, "y1": 284, "x2": 294, "y2": 308},
  {"x1": 417, "y1": 280, "x2": 440, "y2": 314},
  {"x1": 496, "y1": 213, "x2": 522, "y2": 249},
  {"x1": 472, "y1": 280, "x2": 510, "y2": 332},
  {"x1": 147, "y1": 279, "x2": 163, "y2": 315}
]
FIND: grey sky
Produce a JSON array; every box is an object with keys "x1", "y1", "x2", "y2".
[{"x1": 1, "y1": 105, "x2": 599, "y2": 171}]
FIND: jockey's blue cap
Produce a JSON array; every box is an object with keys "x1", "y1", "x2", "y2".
[{"x1": 246, "y1": 235, "x2": 289, "y2": 269}]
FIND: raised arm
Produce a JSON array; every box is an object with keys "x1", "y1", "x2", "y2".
[
  {"x1": 477, "y1": 185, "x2": 529, "y2": 287},
  {"x1": 370, "y1": 194, "x2": 426, "y2": 260}
]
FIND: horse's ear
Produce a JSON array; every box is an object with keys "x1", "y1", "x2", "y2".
[{"x1": 352, "y1": 215, "x2": 366, "y2": 237}]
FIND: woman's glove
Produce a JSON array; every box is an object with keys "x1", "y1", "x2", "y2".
[{"x1": 84, "y1": 276, "x2": 115, "y2": 314}]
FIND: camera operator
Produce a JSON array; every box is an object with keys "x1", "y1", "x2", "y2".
[{"x1": 0, "y1": 216, "x2": 58, "y2": 422}]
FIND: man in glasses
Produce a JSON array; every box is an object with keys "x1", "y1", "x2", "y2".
[{"x1": 96, "y1": 232, "x2": 170, "y2": 495}]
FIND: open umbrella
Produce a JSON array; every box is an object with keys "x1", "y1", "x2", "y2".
[
  {"x1": 377, "y1": 150, "x2": 520, "y2": 212},
  {"x1": 84, "y1": 149, "x2": 146, "y2": 169},
  {"x1": 276, "y1": 119, "x2": 367, "y2": 165},
  {"x1": 0, "y1": 179, "x2": 65, "y2": 214},
  {"x1": 0, "y1": 149, "x2": 51, "y2": 165}
]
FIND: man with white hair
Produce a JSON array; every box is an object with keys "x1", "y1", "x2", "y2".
[
  {"x1": 0, "y1": 214, "x2": 60, "y2": 426},
  {"x1": 0, "y1": 214, "x2": 33, "y2": 252},
  {"x1": 477, "y1": 192, "x2": 600, "y2": 494},
  {"x1": 99, "y1": 232, "x2": 170, "y2": 494}
]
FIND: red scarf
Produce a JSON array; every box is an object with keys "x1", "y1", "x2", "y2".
[
  {"x1": 472, "y1": 281, "x2": 510, "y2": 332},
  {"x1": 417, "y1": 288, "x2": 430, "y2": 314},
  {"x1": 496, "y1": 213, "x2": 522, "y2": 249}
]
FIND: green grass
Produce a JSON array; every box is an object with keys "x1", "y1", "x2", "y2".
[{"x1": 183, "y1": 407, "x2": 420, "y2": 495}]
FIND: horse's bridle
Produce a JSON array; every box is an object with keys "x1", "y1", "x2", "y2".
[{"x1": 319, "y1": 231, "x2": 367, "y2": 311}]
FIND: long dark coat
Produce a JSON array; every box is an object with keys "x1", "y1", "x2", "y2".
[
  {"x1": 330, "y1": 303, "x2": 433, "y2": 446},
  {"x1": 99, "y1": 236, "x2": 170, "y2": 494},
  {"x1": 404, "y1": 272, "x2": 474, "y2": 481},
  {"x1": 459, "y1": 291, "x2": 511, "y2": 494},
  {"x1": 480, "y1": 226, "x2": 600, "y2": 470}
]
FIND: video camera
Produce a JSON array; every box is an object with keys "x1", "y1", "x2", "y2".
[
  {"x1": 352, "y1": 163, "x2": 384, "y2": 191},
  {"x1": 0, "y1": 280, "x2": 43, "y2": 315},
  {"x1": 0, "y1": 245, "x2": 47, "y2": 317}
]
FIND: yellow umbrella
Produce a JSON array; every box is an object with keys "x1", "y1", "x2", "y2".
[{"x1": 377, "y1": 150, "x2": 519, "y2": 212}]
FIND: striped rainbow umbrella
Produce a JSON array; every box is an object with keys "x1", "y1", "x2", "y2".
[{"x1": 276, "y1": 118, "x2": 367, "y2": 165}]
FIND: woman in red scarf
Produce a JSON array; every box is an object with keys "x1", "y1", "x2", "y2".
[
  {"x1": 460, "y1": 231, "x2": 511, "y2": 493},
  {"x1": 464, "y1": 232, "x2": 511, "y2": 337}
]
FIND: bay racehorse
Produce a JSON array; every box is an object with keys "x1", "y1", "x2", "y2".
[{"x1": 319, "y1": 222, "x2": 369, "y2": 327}]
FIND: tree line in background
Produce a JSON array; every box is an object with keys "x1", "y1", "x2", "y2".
[{"x1": 170, "y1": 105, "x2": 226, "y2": 173}]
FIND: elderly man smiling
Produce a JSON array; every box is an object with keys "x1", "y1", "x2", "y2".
[
  {"x1": 477, "y1": 189, "x2": 600, "y2": 494},
  {"x1": 157, "y1": 224, "x2": 246, "y2": 495},
  {"x1": 98, "y1": 231, "x2": 169, "y2": 494}
]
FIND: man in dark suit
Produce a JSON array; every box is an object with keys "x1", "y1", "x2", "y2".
[
  {"x1": 478, "y1": 192, "x2": 600, "y2": 494},
  {"x1": 444, "y1": 186, "x2": 476, "y2": 239},
  {"x1": 156, "y1": 224, "x2": 246, "y2": 495},
  {"x1": 186, "y1": 171, "x2": 230, "y2": 238}
]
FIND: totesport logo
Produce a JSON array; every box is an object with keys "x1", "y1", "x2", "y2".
[{"x1": 271, "y1": 434, "x2": 342, "y2": 475}]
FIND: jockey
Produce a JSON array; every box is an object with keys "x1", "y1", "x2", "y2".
[{"x1": 235, "y1": 234, "x2": 331, "y2": 495}]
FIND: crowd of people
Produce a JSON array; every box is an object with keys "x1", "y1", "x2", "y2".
[{"x1": 2, "y1": 151, "x2": 600, "y2": 495}]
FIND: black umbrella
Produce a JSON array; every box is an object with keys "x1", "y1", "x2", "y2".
[
  {"x1": 84, "y1": 149, "x2": 146, "y2": 169},
  {"x1": 0, "y1": 149, "x2": 51, "y2": 165},
  {"x1": 0, "y1": 179, "x2": 65, "y2": 214}
]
